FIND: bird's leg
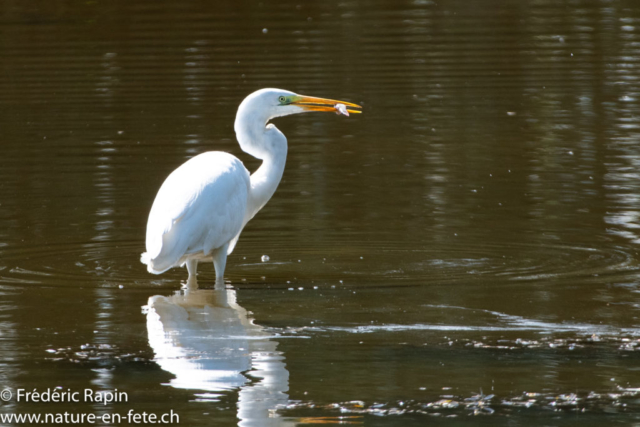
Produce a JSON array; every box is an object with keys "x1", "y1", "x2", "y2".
[
  {"x1": 186, "y1": 258, "x2": 198, "y2": 285},
  {"x1": 212, "y1": 243, "x2": 229, "y2": 286}
]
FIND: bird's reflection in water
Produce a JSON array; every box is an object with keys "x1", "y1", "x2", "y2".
[{"x1": 145, "y1": 280, "x2": 290, "y2": 426}]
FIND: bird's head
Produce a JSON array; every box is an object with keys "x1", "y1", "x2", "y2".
[
  {"x1": 236, "y1": 88, "x2": 361, "y2": 124},
  {"x1": 234, "y1": 88, "x2": 361, "y2": 159}
]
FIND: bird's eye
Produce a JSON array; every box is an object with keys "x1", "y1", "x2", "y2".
[{"x1": 278, "y1": 96, "x2": 287, "y2": 103}]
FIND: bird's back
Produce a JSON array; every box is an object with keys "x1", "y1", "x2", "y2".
[{"x1": 142, "y1": 152, "x2": 250, "y2": 273}]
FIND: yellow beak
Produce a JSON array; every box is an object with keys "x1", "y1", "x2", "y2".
[{"x1": 291, "y1": 95, "x2": 362, "y2": 114}]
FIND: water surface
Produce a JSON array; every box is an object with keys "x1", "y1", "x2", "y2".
[{"x1": 2, "y1": 0, "x2": 640, "y2": 425}]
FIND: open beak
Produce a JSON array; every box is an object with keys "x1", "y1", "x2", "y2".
[{"x1": 291, "y1": 95, "x2": 362, "y2": 114}]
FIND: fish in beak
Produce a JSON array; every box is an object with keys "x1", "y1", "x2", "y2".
[{"x1": 290, "y1": 95, "x2": 362, "y2": 116}]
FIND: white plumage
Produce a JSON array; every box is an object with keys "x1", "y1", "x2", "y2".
[
  {"x1": 142, "y1": 152, "x2": 249, "y2": 273},
  {"x1": 141, "y1": 88, "x2": 361, "y2": 282}
]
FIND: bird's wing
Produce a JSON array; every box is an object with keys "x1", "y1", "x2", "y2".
[{"x1": 145, "y1": 152, "x2": 250, "y2": 271}]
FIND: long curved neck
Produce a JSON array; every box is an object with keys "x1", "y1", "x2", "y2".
[
  {"x1": 248, "y1": 133, "x2": 287, "y2": 219},
  {"x1": 236, "y1": 119, "x2": 288, "y2": 221}
]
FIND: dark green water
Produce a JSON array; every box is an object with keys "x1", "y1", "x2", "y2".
[{"x1": 1, "y1": 0, "x2": 640, "y2": 425}]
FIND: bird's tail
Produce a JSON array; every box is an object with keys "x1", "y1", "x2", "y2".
[
  {"x1": 140, "y1": 252, "x2": 151, "y2": 265},
  {"x1": 141, "y1": 252, "x2": 164, "y2": 274}
]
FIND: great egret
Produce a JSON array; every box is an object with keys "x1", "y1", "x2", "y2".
[{"x1": 141, "y1": 88, "x2": 361, "y2": 282}]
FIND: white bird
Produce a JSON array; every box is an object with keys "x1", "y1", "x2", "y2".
[{"x1": 141, "y1": 88, "x2": 361, "y2": 283}]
